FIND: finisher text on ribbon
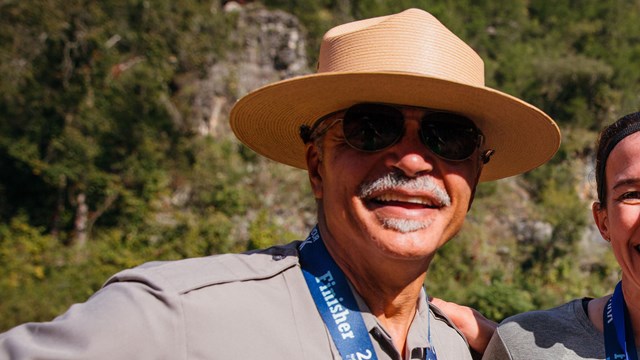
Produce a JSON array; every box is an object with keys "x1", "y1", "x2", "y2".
[{"x1": 316, "y1": 271, "x2": 355, "y2": 340}]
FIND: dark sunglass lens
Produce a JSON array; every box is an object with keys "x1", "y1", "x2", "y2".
[
  {"x1": 421, "y1": 113, "x2": 479, "y2": 160},
  {"x1": 343, "y1": 104, "x2": 404, "y2": 151}
]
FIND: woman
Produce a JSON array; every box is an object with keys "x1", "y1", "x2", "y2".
[{"x1": 482, "y1": 112, "x2": 640, "y2": 359}]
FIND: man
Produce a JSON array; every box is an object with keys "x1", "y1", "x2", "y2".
[{"x1": 0, "y1": 8, "x2": 558, "y2": 359}]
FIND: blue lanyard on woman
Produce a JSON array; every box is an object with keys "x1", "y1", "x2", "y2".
[{"x1": 604, "y1": 281, "x2": 638, "y2": 360}]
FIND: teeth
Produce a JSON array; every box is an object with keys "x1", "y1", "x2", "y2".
[{"x1": 375, "y1": 194, "x2": 435, "y2": 206}]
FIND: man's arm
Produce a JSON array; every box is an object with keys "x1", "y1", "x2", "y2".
[{"x1": 0, "y1": 280, "x2": 182, "y2": 359}]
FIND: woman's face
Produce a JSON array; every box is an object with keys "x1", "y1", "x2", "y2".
[{"x1": 593, "y1": 132, "x2": 640, "y2": 286}]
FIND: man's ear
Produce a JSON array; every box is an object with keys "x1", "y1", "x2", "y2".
[
  {"x1": 305, "y1": 143, "x2": 323, "y2": 199},
  {"x1": 592, "y1": 202, "x2": 610, "y2": 242}
]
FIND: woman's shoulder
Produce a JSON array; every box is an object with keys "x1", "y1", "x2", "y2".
[
  {"x1": 500, "y1": 299, "x2": 584, "y2": 331},
  {"x1": 490, "y1": 298, "x2": 604, "y2": 359}
]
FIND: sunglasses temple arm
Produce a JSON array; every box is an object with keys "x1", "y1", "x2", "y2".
[{"x1": 480, "y1": 149, "x2": 495, "y2": 164}]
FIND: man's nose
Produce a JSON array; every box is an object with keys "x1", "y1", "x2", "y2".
[{"x1": 386, "y1": 120, "x2": 437, "y2": 178}]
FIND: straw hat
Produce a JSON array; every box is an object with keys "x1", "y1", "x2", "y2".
[{"x1": 229, "y1": 8, "x2": 560, "y2": 181}]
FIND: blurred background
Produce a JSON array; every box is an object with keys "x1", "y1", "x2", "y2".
[{"x1": 1, "y1": 0, "x2": 637, "y2": 330}]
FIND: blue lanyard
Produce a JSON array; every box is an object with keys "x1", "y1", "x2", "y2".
[
  {"x1": 298, "y1": 227, "x2": 438, "y2": 360},
  {"x1": 424, "y1": 318, "x2": 437, "y2": 360},
  {"x1": 298, "y1": 227, "x2": 378, "y2": 360},
  {"x1": 604, "y1": 281, "x2": 638, "y2": 360}
]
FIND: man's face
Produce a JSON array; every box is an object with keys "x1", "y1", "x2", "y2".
[{"x1": 306, "y1": 105, "x2": 484, "y2": 265}]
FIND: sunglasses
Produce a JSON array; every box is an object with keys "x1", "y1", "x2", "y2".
[{"x1": 300, "y1": 103, "x2": 493, "y2": 163}]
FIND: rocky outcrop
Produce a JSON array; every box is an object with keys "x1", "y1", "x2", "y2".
[{"x1": 193, "y1": 3, "x2": 310, "y2": 137}]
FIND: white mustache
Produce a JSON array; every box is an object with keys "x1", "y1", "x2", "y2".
[{"x1": 357, "y1": 172, "x2": 451, "y2": 207}]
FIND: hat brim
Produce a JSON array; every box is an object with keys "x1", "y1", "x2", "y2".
[{"x1": 230, "y1": 72, "x2": 561, "y2": 182}]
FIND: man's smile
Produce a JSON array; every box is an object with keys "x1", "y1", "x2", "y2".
[{"x1": 370, "y1": 193, "x2": 444, "y2": 209}]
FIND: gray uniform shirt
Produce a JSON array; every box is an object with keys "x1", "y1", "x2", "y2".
[{"x1": 0, "y1": 241, "x2": 473, "y2": 360}]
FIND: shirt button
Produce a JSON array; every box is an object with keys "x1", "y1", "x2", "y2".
[{"x1": 272, "y1": 254, "x2": 285, "y2": 261}]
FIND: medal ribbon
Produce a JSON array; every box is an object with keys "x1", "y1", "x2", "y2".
[
  {"x1": 299, "y1": 226, "x2": 438, "y2": 360},
  {"x1": 298, "y1": 226, "x2": 378, "y2": 360},
  {"x1": 604, "y1": 281, "x2": 638, "y2": 360}
]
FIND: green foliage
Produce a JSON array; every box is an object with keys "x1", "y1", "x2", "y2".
[
  {"x1": 525, "y1": 55, "x2": 615, "y2": 129},
  {"x1": 247, "y1": 210, "x2": 279, "y2": 250},
  {"x1": 154, "y1": 210, "x2": 239, "y2": 258},
  {"x1": 187, "y1": 138, "x2": 254, "y2": 216},
  {"x1": 466, "y1": 282, "x2": 535, "y2": 322},
  {"x1": 0, "y1": 0, "x2": 232, "y2": 238},
  {"x1": 427, "y1": 216, "x2": 522, "y2": 318},
  {"x1": 0, "y1": 216, "x2": 74, "y2": 329},
  {"x1": 0, "y1": 216, "x2": 56, "y2": 292}
]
